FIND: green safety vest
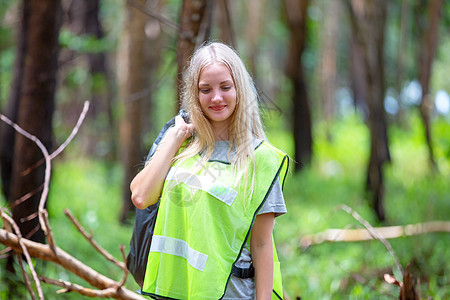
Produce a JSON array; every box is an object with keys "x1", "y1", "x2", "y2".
[{"x1": 142, "y1": 141, "x2": 289, "y2": 299}]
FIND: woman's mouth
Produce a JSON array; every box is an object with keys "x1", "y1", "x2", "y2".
[{"x1": 210, "y1": 105, "x2": 226, "y2": 111}]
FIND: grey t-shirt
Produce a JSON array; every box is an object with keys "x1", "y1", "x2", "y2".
[{"x1": 208, "y1": 140, "x2": 287, "y2": 299}]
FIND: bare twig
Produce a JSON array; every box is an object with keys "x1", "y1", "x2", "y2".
[
  {"x1": 0, "y1": 246, "x2": 12, "y2": 256},
  {"x1": 40, "y1": 210, "x2": 56, "y2": 251},
  {"x1": 336, "y1": 204, "x2": 404, "y2": 275},
  {"x1": 40, "y1": 276, "x2": 121, "y2": 298},
  {"x1": 0, "y1": 209, "x2": 44, "y2": 299},
  {"x1": 301, "y1": 220, "x2": 450, "y2": 247},
  {"x1": 117, "y1": 245, "x2": 128, "y2": 288},
  {"x1": 11, "y1": 184, "x2": 44, "y2": 208},
  {"x1": 0, "y1": 113, "x2": 51, "y2": 239},
  {"x1": 64, "y1": 209, "x2": 126, "y2": 269},
  {"x1": 48, "y1": 101, "x2": 90, "y2": 160},
  {"x1": 17, "y1": 253, "x2": 37, "y2": 300},
  {"x1": 0, "y1": 228, "x2": 145, "y2": 300},
  {"x1": 1, "y1": 101, "x2": 90, "y2": 251},
  {"x1": 126, "y1": 0, "x2": 180, "y2": 31},
  {"x1": 21, "y1": 101, "x2": 90, "y2": 176}
]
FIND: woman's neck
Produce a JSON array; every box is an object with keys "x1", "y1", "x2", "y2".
[{"x1": 211, "y1": 122, "x2": 230, "y2": 141}]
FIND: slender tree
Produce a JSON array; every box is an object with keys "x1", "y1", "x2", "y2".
[
  {"x1": 319, "y1": 0, "x2": 340, "y2": 141},
  {"x1": 176, "y1": 0, "x2": 213, "y2": 108},
  {"x1": 416, "y1": 0, "x2": 443, "y2": 172},
  {"x1": 118, "y1": 0, "x2": 148, "y2": 223},
  {"x1": 0, "y1": 0, "x2": 62, "y2": 295},
  {"x1": 216, "y1": 0, "x2": 235, "y2": 48},
  {"x1": 284, "y1": 0, "x2": 312, "y2": 171},
  {"x1": 347, "y1": 0, "x2": 390, "y2": 221},
  {"x1": 84, "y1": 0, "x2": 117, "y2": 160},
  {"x1": 246, "y1": 0, "x2": 265, "y2": 78}
]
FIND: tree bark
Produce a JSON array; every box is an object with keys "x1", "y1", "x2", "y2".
[
  {"x1": 8, "y1": 0, "x2": 61, "y2": 243},
  {"x1": 284, "y1": 0, "x2": 312, "y2": 171},
  {"x1": 417, "y1": 0, "x2": 443, "y2": 172},
  {"x1": 216, "y1": 0, "x2": 235, "y2": 48},
  {"x1": 118, "y1": 0, "x2": 148, "y2": 223},
  {"x1": 246, "y1": 0, "x2": 265, "y2": 78},
  {"x1": 1, "y1": 0, "x2": 61, "y2": 295},
  {"x1": 84, "y1": 0, "x2": 117, "y2": 160},
  {"x1": 0, "y1": 0, "x2": 28, "y2": 203},
  {"x1": 176, "y1": 0, "x2": 212, "y2": 109},
  {"x1": 319, "y1": 0, "x2": 340, "y2": 141},
  {"x1": 347, "y1": 0, "x2": 390, "y2": 222}
]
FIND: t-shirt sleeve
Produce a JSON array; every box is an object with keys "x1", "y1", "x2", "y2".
[{"x1": 257, "y1": 176, "x2": 287, "y2": 217}]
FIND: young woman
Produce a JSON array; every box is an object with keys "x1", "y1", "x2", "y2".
[{"x1": 130, "y1": 42, "x2": 288, "y2": 299}]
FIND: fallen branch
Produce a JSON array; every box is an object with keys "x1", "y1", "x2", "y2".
[
  {"x1": 64, "y1": 209, "x2": 126, "y2": 270},
  {"x1": 0, "y1": 101, "x2": 145, "y2": 299},
  {"x1": 40, "y1": 276, "x2": 124, "y2": 298},
  {"x1": 300, "y1": 220, "x2": 450, "y2": 247},
  {"x1": 1, "y1": 208, "x2": 43, "y2": 299},
  {"x1": 0, "y1": 228, "x2": 145, "y2": 300}
]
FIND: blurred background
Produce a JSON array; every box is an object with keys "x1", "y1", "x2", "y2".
[{"x1": 0, "y1": 0, "x2": 449, "y2": 299}]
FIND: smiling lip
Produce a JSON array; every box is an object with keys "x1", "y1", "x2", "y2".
[{"x1": 210, "y1": 105, "x2": 226, "y2": 111}]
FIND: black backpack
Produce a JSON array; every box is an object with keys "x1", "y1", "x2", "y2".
[{"x1": 126, "y1": 110, "x2": 189, "y2": 288}]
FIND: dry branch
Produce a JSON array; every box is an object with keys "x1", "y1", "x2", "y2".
[
  {"x1": 64, "y1": 209, "x2": 126, "y2": 270},
  {"x1": 40, "y1": 276, "x2": 124, "y2": 298},
  {"x1": 0, "y1": 228, "x2": 145, "y2": 300},
  {"x1": 0, "y1": 101, "x2": 144, "y2": 299},
  {"x1": 1, "y1": 209, "x2": 44, "y2": 299},
  {"x1": 300, "y1": 220, "x2": 450, "y2": 247}
]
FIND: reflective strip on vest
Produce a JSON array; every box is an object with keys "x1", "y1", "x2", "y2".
[
  {"x1": 150, "y1": 235, "x2": 208, "y2": 271},
  {"x1": 166, "y1": 167, "x2": 237, "y2": 206}
]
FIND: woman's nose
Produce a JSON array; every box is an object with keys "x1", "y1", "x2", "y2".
[{"x1": 211, "y1": 91, "x2": 222, "y2": 101}]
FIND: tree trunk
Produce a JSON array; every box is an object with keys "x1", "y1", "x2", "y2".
[
  {"x1": 1, "y1": 0, "x2": 61, "y2": 295},
  {"x1": 393, "y1": 0, "x2": 410, "y2": 124},
  {"x1": 319, "y1": 0, "x2": 340, "y2": 141},
  {"x1": 0, "y1": 2, "x2": 27, "y2": 202},
  {"x1": 246, "y1": 0, "x2": 265, "y2": 78},
  {"x1": 84, "y1": 0, "x2": 117, "y2": 160},
  {"x1": 118, "y1": 0, "x2": 148, "y2": 223},
  {"x1": 417, "y1": 0, "x2": 443, "y2": 172},
  {"x1": 216, "y1": 0, "x2": 235, "y2": 48},
  {"x1": 347, "y1": 0, "x2": 390, "y2": 222},
  {"x1": 176, "y1": 0, "x2": 212, "y2": 109},
  {"x1": 284, "y1": 0, "x2": 312, "y2": 171},
  {"x1": 9, "y1": 0, "x2": 61, "y2": 242}
]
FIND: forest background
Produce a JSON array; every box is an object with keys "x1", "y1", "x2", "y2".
[{"x1": 0, "y1": 0, "x2": 449, "y2": 299}]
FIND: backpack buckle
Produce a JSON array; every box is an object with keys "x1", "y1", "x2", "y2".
[{"x1": 231, "y1": 264, "x2": 255, "y2": 278}]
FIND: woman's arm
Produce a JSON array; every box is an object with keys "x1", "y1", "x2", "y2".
[
  {"x1": 251, "y1": 212, "x2": 275, "y2": 300},
  {"x1": 130, "y1": 116, "x2": 194, "y2": 209}
]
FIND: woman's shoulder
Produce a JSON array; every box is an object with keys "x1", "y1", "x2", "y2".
[{"x1": 254, "y1": 139, "x2": 287, "y2": 158}]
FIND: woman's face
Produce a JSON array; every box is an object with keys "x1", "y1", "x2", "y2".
[{"x1": 198, "y1": 63, "x2": 237, "y2": 134}]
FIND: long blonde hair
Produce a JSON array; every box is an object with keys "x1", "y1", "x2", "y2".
[{"x1": 175, "y1": 42, "x2": 266, "y2": 182}]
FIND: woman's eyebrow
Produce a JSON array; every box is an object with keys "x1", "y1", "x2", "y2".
[{"x1": 221, "y1": 80, "x2": 233, "y2": 85}]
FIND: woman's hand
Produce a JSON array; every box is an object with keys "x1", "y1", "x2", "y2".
[
  {"x1": 130, "y1": 115, "x2": 194, "y2": 209},
  {"x1": 173, "y1": 115, "x2": 194, "y2": 142}
]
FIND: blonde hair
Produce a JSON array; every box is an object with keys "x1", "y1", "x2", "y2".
[{"x1": 176, "y1": 41, "x2": 266, "y2": 180}]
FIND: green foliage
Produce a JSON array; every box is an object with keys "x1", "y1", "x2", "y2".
[
  {"x1": 0, "y1": 159, "x2": 139, "y2": 299},
  {"x1": 59, "y1": 29, "x2": 113, "y2": 54},
  {"x1": 277, "y1": 114, "x2": 450, "y2": 299},
  {"x1": 2, "y1": 113, "x2": 448, "y2": 299}
]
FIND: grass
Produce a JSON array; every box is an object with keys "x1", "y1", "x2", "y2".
[
  {"x1": 1, "y1": 112, "x2": 449, "y2": 299},
  {"x1": 276, "y1": 112, "x2": 450, "y2": 299}
]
